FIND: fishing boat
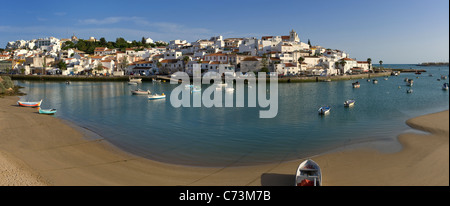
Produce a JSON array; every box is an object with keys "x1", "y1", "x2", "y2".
[
  {"x1": 17, "y1": 100, "x2": 42, "y2": 107},
  {"x1": 131, "y1": 89, "x2": 151, "y2": 95},
  {"x1": 148, "y1": 93, "x2": 166, "y2": 100},
  {"x1": 373, "y1": 79, "x2": 378, "y2": 84},
  {"x1": 318, "y1": 106, "x2": 330, "y2": 115},
  {"x1": 295, "y1": 159, "x2": 322, "y2": 186},
  {"x1": 352, "y1": 81, "x2": 360, "y2": 88},
  {"x1": 407, "y1": 88, "x2": 413, "y2": 93},
  {"x1": 39, "y1": 108, "x2": 57, "y2": 115},
  {"x1": 344, "y1": 100, "x2": 355, "y2": 107},
  {"x1": 407, "y1": 79, "x2": 413, "y2": 86},
  {"x1": 443, "y1": 83, "x2": 449, "y2": 90}
]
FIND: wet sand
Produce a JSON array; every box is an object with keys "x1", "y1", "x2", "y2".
[{"x1": 0, "y1": 96, "x2": 448, "y2": 186}]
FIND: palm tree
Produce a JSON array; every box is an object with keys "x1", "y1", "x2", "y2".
[
  {"x1": 340, "y1": 59, "x2": 347, "y2": 74},
  {"x1": 298, "y1": 57, "x2": 305, "y2": 65},
  {"x1": 367, "y1": 58, "x2": 372, "y2": 71},
  {"x1": 379, "y1": 60, "x2": 383, "y2": 71}
]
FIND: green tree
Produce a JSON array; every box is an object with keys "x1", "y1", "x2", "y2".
[
  {"x1": 367, "y1": 58, "x2": 372, "y2": 71},
  {"x1": 298, "y1": 57, "x2": 305, "y2": 64},
  {"x1": 57, "y1": 60, "x2": 67, "y2": 70},
  {"x1": 379, "y1": 60, "x2": 383, "y2": 70},
  {"x1": 99, "y1": 37, "x2": 107, "y2": 46},
  {"x1": 308, "y1": 39, "x2": 311, "y2": 47}
]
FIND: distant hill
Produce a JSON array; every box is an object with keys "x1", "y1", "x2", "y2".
[{"x1": 417, "y1": 62, "x2": 449, "y2": 66}]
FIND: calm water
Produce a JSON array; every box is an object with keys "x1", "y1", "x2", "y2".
[{"x1": 15, "y1": 64, "x2": 449, "y2": 167}]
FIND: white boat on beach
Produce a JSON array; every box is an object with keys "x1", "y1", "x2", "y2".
[
  {"x1": 131, "y1": 89, "x2": 151, "y2": 95},
  {"x1": 318, "y1": 106, "x2": 330, "y2": 115},
  {"x1": 148, "y1": 93, "x2": 166, "y2": 100},
  {"x1": 295, "y1": 159, "x2": 322, "y2": 186},
  {"x1": 344, "y1": 100, "x2": 355, "y2": 107}
]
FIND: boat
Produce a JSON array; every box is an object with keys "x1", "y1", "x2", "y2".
[
  {"x1": 407, "y1": 88, "x2": 413, "y2": 93},
  {"x1": 429, "y1": 74, "x2": 433, "y2": 77},
  {"x1": 443, "y1": 83, "x2": 449, "y2": 90},
  {"x1": 39, "y1": 108, "x2": 57, "y2": 115},
  {"x1": 129, "y1": 77, "x2": 142, "y2": 83},
  {"x1": 373, "y1": 79, "x2": 378, "y2": 84},
  {"x1": 295, "y1": 159, "x2": 322, "y2": 186},
  {"x1": 415, "y1": 71, "x2": 422, "y2": 75},
  {"x1": 225, "y1": 87, "x2": 234, "y2": 92},
  {"x1": 153, "y1": 79, "x2": 161, "y2": 83},
  {"x1": 66, "y1": 81, "x2": 71, "y2": 84},
  {"x1": 404, "y1": 78, "x2": 409, "y2": 82},
  {"x1": 352, "y1": 81, "x2": 360, "y2": 88},
  {"x1": 407, "y1": 79, "x2": 413, "y2": 86},
  {"x1": 344, "y1": 100, "x2": 355, "y2": 107},
  {"x1": 318, "y1": 106, "x2": 330, "y2": 115},
  {"x1": 367, "y1": 79, "x2": 371, "y2": 82},
  {"x1": 148, "y1": 93, "x2": 166, "y2": 100},
  {"x1": 384, "y1": 78, "x2": 388, "y2": 80},
  {"x1": 131, "y1": 89, "x2": 151, "y2": 95},
  {"x1": 17, "y1": 100, "x2": 42, "y2": 107},
  {"x1": 441, "y1": 75, "x2": 448, "y2": 80}
]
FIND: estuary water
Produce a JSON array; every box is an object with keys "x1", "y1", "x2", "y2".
[{"x1": 15, "y1": 64, "x2": 449, "y2": 167}]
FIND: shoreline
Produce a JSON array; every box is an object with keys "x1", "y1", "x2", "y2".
[{"x1": 0, "y1": 96, "x2": 448, "y2": 186}]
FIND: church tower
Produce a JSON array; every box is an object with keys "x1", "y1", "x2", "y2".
[{"x1": 290, "y1": 29, "x2": 300, "y2": 43}]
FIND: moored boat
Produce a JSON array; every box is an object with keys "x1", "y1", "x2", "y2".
[
  {"x1": 128, "y1": 81, "x2": 138, "y2": 85},
  {"x1": 352, "y1": 81, "x2": 360, "y2": 88},
  {"x1": 407, "y1": 88, "x2": 413, "y2": 93},
  {"x1": 318, "y1": 106, "x2": 330, "y2": 115},
  {"x1": 129, "y1": 77, "x2": 142, "y2": 83},
  {"x1": 373, "y1": 79, "x2": 378, "y2": 84},
  {"x1": 443, "y1": 83, "x2": 449, "y2": 90},
  {"x1": 39, "y1": 108, "x2": 57, "y2": 115},
  {"x1": 295, "y1": 159, "x2": 322, "y2": 186},
  {"x1": 344, "y1": 100, "x2": 355, "y2": 107},
  {"x1": 17, "y1": 100, "x2": 42, "y2": 107},
  {"x1": 407, "y1": 79, "x2": 413, "y2": 86},
  {"x1": 131, "y1": 89, "x2": 151, "y2": 95},
  {"x1": 148, "y1": 93, "x2": 166, "y2": 100},
  {"x1": 404, "y1": 77, "x2": 409, "y2": 82}
]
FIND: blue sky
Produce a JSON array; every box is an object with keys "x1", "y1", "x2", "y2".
[{"x1": 0, "y1": 0, "x2": 448, "y2": 64}]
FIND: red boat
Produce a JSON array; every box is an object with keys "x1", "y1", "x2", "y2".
[{"x1": 17, "y1": 100, "x2": 42, "y2": 107}]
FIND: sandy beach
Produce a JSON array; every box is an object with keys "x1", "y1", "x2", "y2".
[{"x1": 0, "y1": 95, "x2": 448, "y2": 186}]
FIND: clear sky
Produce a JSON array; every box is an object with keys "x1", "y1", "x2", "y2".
[{"x1": 0, "y1": 0, "x2": 448, "y2": 64}]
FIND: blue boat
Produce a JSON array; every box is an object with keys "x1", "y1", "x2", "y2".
[{"x1": 39, "y1": 108, "x2": 57, "y2": 115}]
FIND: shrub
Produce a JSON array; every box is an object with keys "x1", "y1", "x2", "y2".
[{"x1": 1, "y1": 76, "x2": 14, "y2": 89}]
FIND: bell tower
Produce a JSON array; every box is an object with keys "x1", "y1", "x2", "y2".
[{"x1": 290, "y1": 29, "x2": 300, "y2": 43}]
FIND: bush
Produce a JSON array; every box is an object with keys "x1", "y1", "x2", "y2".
[
  {"x1": 0, "y1": 76, "x2": 14, "y2": 89},
  {"x1": 0, "y1": 82, "x2": 5, "y2": 94}
]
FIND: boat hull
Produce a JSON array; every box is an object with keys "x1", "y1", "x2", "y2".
[
  {"x1": 39, "y1": 109, "x2": 57, "y2": 115},
  {"x1": 18, "y1": 100, "x2": 42, "y2": 107},
  {"x1": 295, "y1": 159, "x2": 322, "y2": 186}
]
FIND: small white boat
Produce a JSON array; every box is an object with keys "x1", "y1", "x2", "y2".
[
  {"x1": 443, "y1": 83, "x2": 449, "y2": 90},
  {"x1": 344, "y1": 100, "x2": 355, "y2": 107},
  {"x1": 407, "y1": 88, "x2": 413, "y2": 93},
  {"x1": 295, "y1": 159, "x2": 322, "y2": 186},
  {"x1": 404, "y1": 78, "x2": 409, "y2": 82},
  {"x1": 225, "y1": 87, "x2": 234, "y2": 92},
  {"x1": 318, "y1": 106, "x2": 330, "y2": 115},
  {"x1": 384, "y1": 78, "x2": 388, "y2": 80},
  {"x1": 148, "y1": 93, "x2": 166, "y2": 100},
  {"x1": 131, "y1": 89, "x2": 151, "y2": 95},
  {"x1": 129, "y1": 77, "x2": 142, "y2": 83},
  {"x1": 128, "y1": 82, "x2": 138, "y2": 85},
  {"x1": 367, "y1": 79, "x2": 371, "y2": 82},
  {"x1": 373, "y1": 79, "x2": 378, "y2": 84},
  {"x1": 441, "y1": 75, "x2": 447, "y2": 80}
]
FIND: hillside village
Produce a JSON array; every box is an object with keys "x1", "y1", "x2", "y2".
[{"x1": 0, "y1": 30, "x2": 373, "y2": 77}]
